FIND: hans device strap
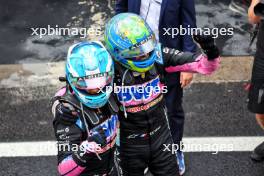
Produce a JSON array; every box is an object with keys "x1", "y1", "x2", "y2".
[{"x1": 108, "y1": 94, "x2": 119, "y2": 114}]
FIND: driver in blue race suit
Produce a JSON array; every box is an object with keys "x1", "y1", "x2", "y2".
[
  {"x1": 104, "y1": 13, "x2": 221, "y2": 176},
  {"x1": 51, "y1": 41, "x2": 119, "y2": 176},
  {"x1": 54, "y1": 13, "x2": 221, "y2": 176}
]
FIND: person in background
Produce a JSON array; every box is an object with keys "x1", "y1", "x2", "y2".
[
  {"x1": 248, "y1": 0, "x2": 264, "y2": 162},
  {"x1": 115, "y1": 0, "x2": 197, "y2": 175}
]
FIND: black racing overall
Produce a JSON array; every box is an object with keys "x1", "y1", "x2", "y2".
[
  {"x1": 114, "y1": 62, "x2": 179, "y2": 176},
  {"x1": 248, "y1": 21, "x2": 264, "y2": 113},
  {"x1": 52, "y1": 85, "x2": 119, "y2": 176}
]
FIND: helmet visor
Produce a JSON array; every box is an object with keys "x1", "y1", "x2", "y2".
[
  {"x1": 118, "y1": 34, "x2": 157, "y2": 59},
  {"x1": 70, "y1": 72, "x2": 113, "y2": 91}
]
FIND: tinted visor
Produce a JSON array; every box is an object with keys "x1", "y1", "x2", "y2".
[
  {"x1": 118, "y1": 34, "x2": 157, "y2": 59},
  {"x1": 71, "y1": 72, "x2": 113, "y2": 91}
]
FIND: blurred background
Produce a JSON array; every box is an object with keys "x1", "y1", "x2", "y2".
[{"x1": 0, "y1": 0, "x2": 257, "y2": 64}]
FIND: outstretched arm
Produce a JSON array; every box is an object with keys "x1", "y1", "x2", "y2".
[{"x1": 163, "y1": 34, "x2": 220, "y2": 75}]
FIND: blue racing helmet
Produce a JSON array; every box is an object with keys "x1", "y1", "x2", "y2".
[
  {"x1": 104, "y1": 13, "x2": 162, "y2": 73},
  {"x1": 66, "y1": 41, "x2": 114, "y2": 109}
]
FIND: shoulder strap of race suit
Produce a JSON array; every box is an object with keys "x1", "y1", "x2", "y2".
[
  {"x1": 108, "y1": 93, "x2": 119, "y2": 114},
  {"x1": 154, "y1": 62, "x2": 165, "y2": 83}
]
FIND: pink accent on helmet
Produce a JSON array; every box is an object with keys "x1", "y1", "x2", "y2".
[
  {"x1": 55, "y1": 87, "x2": 67, "y2": 97},
  {"x1": 58, "y1": 157, "x2": 85, "y2": 176},
  {"x1": 165, "y1": 55, "x2": 221, "y2": 75}
]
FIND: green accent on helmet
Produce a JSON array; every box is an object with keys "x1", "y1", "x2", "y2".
[{"x1": 104, "y1": 13, "x2": 160, "y2": 73}]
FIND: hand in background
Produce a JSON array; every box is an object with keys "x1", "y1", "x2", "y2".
[
  {"x1": 248, "y1": 0, "x2": 262, "y2": 24},
  {"x1": 180, "y1": 72, "x2": 193, "y2": 88}
]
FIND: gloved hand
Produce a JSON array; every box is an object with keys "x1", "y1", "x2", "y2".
[
  {"x1": 79, "y1": 140, "x2": 102, "y2": 155},
  {"x1": 52, "y1": 100, "x2": 78, "y2": 124},
  {"x1": 88, "y1": 128, "x2": 108, "y2": 148},
  {"x1": 72, "y1": 120, "x2": 114, "y2": 165},
  {"x1": 72, "y1": 140, "x2": 103, "y2": 165},
  {"x1": 193, "y1": 34, "x2": 220, "y2": 60},
  {"x1": 72, "y1": 132, "x2": 107, "y2": 165}
]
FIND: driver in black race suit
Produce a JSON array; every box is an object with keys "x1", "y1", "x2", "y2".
[
  {"x1": 51, "y1": 41, "x2": 119, "y2": 176},
  {"x1": 104, "y1": 13, "x2": 221, "y2": 176}
]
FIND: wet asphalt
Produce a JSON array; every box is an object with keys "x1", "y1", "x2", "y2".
[
  {"x1": 0, "y1": 83, "x2": 263, "y2": 142},
  {"x1": 0, "y1": 0, "x2": 257, "y2": 64},
  {"x1": 0, "y1": 0, "x2": 114, "y2": 64},
  {"x1": 0, "y1": 83, "x2": 263, "y2": 175}
]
